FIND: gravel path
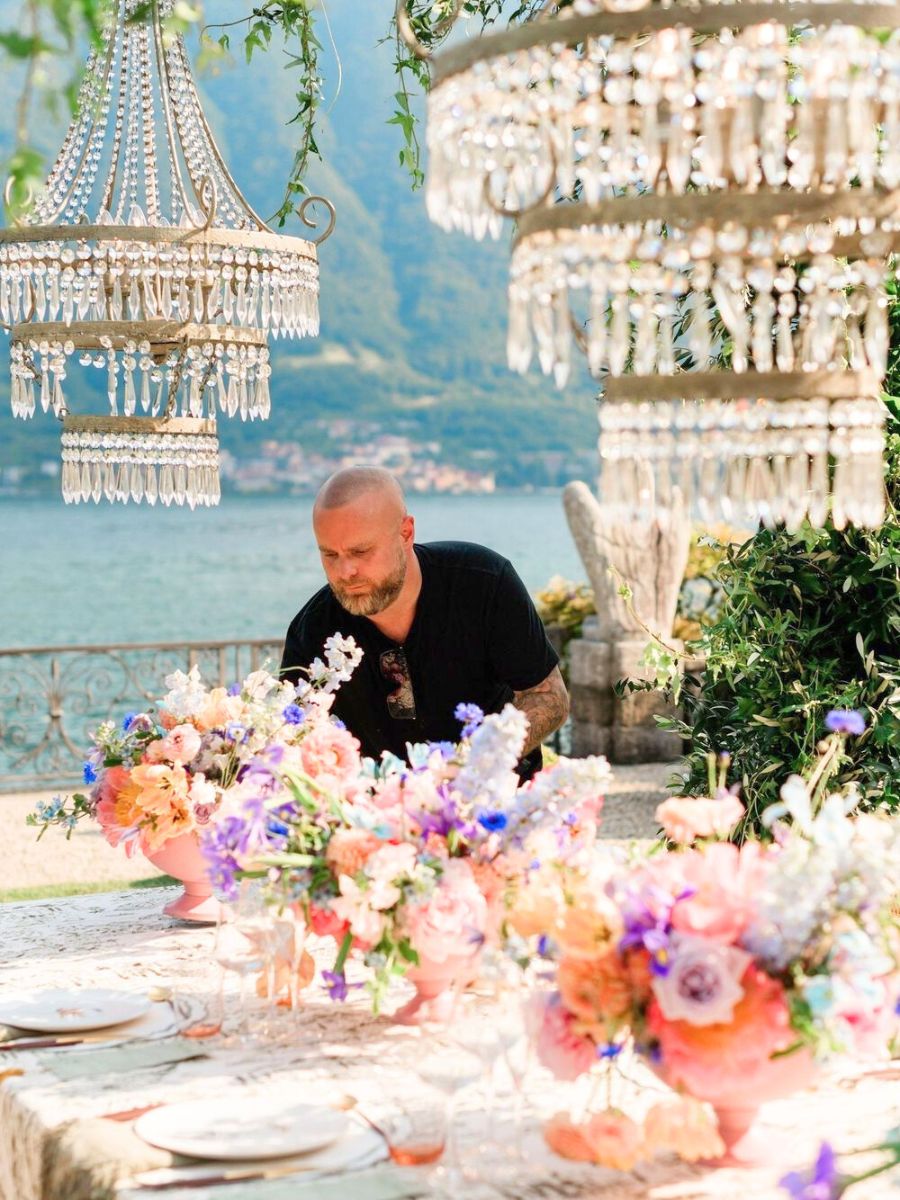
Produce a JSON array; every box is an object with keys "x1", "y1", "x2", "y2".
[{"x1": 2, "y1": 761, "x2": 679, "y2": 892}]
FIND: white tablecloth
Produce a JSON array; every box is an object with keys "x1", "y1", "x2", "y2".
[{"x1": 1, "y1": 888, "x2": 898, "y2": 1200}]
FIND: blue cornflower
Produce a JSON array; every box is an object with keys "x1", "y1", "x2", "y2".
[
  {"x1": 122, "y1": 712, "x2": 139, "y2": 732},
  {"x1": 536, "y1": 934, "x2": 553, "y2": 958},
  {"x1": 282, "y1": 703, "x2": 305, "y2": 725},
  {"x1": 824, "y1": 709, "x2": 866, "y2": 736},
  {"x1": 454, "y1": 702, "x2": 484, "y2": 738},
  {"x1": 779, "y1": 1142, "x2": 840, "y2": 1200},
  {"x1": 476, "y1": 809, "x2": 508, "y2": 833},
  {"x1": 597, "y1": 1043, "x2": 623, "y2": 1060},
  {"x1": 82, "y1": 762, "x2": 97, "y2": 785}
]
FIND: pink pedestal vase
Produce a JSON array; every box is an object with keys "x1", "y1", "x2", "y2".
[
  {"x1": 392, "y1": 951, "x2": 479, "y2": 1025},
  {"x1": 145, "y1": 833, "x2": 222, "y2": 924},
  {"x1": 653, "y1": 1047, "x2": 819, "y2": 1164}
]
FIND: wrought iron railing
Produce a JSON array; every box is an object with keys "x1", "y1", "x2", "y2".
[{"x1": 0, "y1": 639, "x2": 282, "y2": 792}]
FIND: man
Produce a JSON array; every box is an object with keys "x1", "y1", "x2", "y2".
[{"x1": 280, "y1": 466, "x2": 569, "y2": 778}]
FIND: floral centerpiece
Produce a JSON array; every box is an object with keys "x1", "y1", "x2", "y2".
[
  {"x1": 528, "y1": 713, "x2": 900, "y2": 1166},
  {"x1": 202, "y1": 700, "x2": 612, "y2": 1015},
  {"x1": 29, "y1": 635, "x2": 363, "y2": 920}
]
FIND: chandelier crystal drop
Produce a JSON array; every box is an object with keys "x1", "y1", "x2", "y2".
[{"x1": 1, "y1": 0, "x2": 335, "y2": 508}]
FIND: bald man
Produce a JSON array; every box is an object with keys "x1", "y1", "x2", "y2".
[{"x1": 280, "y1": 466, "x2": 569, "y2": 779}]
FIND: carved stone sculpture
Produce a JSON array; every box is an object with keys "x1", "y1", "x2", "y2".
[{"x1": 562, "y1": 480, "x2": 692, "y2": 763}]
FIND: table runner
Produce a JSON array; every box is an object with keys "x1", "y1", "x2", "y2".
[{"x1": 1, "y1": 889, "x2": 897, "y2": 1200}]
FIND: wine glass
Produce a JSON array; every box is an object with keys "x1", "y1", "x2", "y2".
[{"x1": 213, "y1": 880, "x2": 274, "y2": 1040}]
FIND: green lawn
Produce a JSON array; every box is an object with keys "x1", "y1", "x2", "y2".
[{"x1": 0, "y1": 875, "x2": 176, "y2": 903}]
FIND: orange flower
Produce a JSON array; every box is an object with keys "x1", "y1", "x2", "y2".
[
  {"x1": 95, "y1": 767, "x2": 144, "y2": 850},
  {"x1": 325, "y1": 828, "x2": 381, "y2": 877},
  {"x1": 558, "y1": 893, "x2": 623, "y2": 960},
  {"x1": 543, "y1": 1113, "x2": 595, "y2": 1163},
  {"x1": 582, "y1": 1110, "x2": 646, "y2": 1170},
  {"x1": 558, "y1": 952, "x2": 634, "y2": 1024},
  {"x1": 130, "y1": 762, "x2": 192, "y2": 850},
  {"x1": 643, "y1": 1097, "x2": 725, "y2": 1162},
  {"x1": 649, "y1": 966, "x2": 796, "y2": 1102}
]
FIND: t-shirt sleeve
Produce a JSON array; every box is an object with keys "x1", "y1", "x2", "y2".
[
  {"x1": 485, "y1": 560, "x2": 560, "y2": 692},
  {"x1": 280, "y1": 611, "x2": 318, "y2": 685}
]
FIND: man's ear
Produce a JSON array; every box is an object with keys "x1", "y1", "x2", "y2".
[{"x1": 400, "y1": 514, "x2": 415, "y2": 546}]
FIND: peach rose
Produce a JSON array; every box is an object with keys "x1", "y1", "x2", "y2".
[
  {"x1": 643, "y1": 1097, "x2": 725, "y2": 1162},
  {"x1": 299, "y1": 724, "x2": 361, "y2": 784},
  {"x1": 326, "y1": 828, "x2": 382, "y2": 878},
  {"x1": 145, "y1": 723, "x2": 202, "y2": 766},
  {"x1": 558, "y1": 894, "x2": 623, "y2": 961},
  {"x1": 656, "y1": 793, "x2": 745, "y2": 845},
  {"x1": 526, "y1": 992, "x2": 596, "y2": 1081}
]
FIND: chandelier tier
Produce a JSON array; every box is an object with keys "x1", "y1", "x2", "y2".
[
  {"x1": 426, "y1": 1, "x2": 900, "y2": 240},
  {"x1": 1, "y1": 0, "x2": 334, "y2": 507},
  {"x1": 413, "y1": 0, "x2": 900, "y2": 529}
]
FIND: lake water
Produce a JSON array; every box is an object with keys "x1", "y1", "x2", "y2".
[{"x1": 0, "y1": 494, "x2": 583, "y2": 648}]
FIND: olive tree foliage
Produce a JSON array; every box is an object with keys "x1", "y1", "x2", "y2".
[{"x1": 1, "y1": 0, "x2": 550, "y2": 222}]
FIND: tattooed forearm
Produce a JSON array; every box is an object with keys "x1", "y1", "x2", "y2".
[{"x1": 512, "y1": 666, "x2": 570, "y2": 756}]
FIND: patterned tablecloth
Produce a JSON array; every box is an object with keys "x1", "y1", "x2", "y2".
[{"x1": 1, "y1": 888, "x2": 898, "y2": 1200}]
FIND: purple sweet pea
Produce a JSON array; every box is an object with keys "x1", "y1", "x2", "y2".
[
  {"x1": 824, "y1": 710, "x2": 866, "y2": 736},
  {"x1": 454, "y1": 702, "x2": 484, "y2": 738},
  {"x1": 779, "y1": 1143, "x2": 842, "y2": 1200}
]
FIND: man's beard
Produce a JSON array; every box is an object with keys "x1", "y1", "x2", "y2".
[{"x1": 331, "y1": 556, "x2": 407, "y2": 617}]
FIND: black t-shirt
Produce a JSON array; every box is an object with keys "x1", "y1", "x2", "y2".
[{"x1": 280, "y1": 541, "x2": 559, "y2": 779}]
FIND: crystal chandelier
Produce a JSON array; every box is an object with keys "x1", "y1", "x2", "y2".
[
  {"x1": 417, "y1": 0, "x2": 900, "y2": 529},
  {"x1": 1, "y1": 0, "x2": 334, "y2": 508}
]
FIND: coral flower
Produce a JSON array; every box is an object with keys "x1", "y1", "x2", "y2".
[
  {"x1": 656, "y1": 792, "x2": 745, "y2": 845},
  {"x1": 95, "y1": 768, "x2": 144, "y2": 853},
  {"x1": 558, "y1": 894, "x2": 623, "y2": 960},
  {"x1": 543, "y1": 1114, "x2": 596, "y2": 1163},
  {"x1": 643, "y1": 1097, "x2": 726, "y2": 1162},
  {"x1": 130, "y1": 762, "x2": 192, "y2": 851},
  {"x1": 557, "y1": 952, "x2": 635, "y2": 1025},
  {"x1": 507, "y1": 874, "x2": 563, "y2": 938},
  {"x1": 582, "y1": 1110, "x2": 646, "y2": 1170},
  {"x1": 326, "y1": 828, "x2": 381, "y2": 878},
  {"x1": 649, "y1": 966, "x2": 798, "y2": 1101}
]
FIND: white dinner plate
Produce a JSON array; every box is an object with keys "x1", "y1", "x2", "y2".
[
  {"x1": 0, "y1": 988, "x2": 152, "y2": 1033},
  {"x1": 134, "y1": 1097, "x2": 350, "y2": 1161}
]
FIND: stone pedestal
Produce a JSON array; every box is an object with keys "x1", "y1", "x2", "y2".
[{"x1": 568, "y1": 619, "x2": 684, "y2": 763}]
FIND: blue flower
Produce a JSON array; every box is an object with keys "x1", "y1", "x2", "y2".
[
  {"x1": 122, "y1": 712, "x2": 139, "y2": 732},
  {"x1": 824, "y1": 709, "x2": 866, "y2": 736},
  {"x1": 282, "y1": 704, "x2": 305, "y2": 725},
  {"x1": 224, "y1": 721, "x2": 249, "y2": 744},
  {"x1": 779, "y1": 1142, "x2": 840, "y2": 1200},
  {"x1": 536, "y1": 934, "x2": 553, "y2": 958},
  {"x1": 227, "y1": 682, "x2": 241, "y2": 696},
  {"x1": 597, "y1": 1043, "x2": 623, "y2": 1060},
  {"x1": 332, "y1": 718, "x2": 346, "y2": 731},
  {"x1": 454, "y1": 702, "x2": 484, "y2": 739},
  {"x1": 476, "y1": 809, "x2": 508, "y2": 833},
  {"x1": 82, "y1": 762, "x2": 97, "y2": 784}
]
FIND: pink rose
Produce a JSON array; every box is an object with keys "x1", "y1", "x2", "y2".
[
  {"x1": 402, "y1": 859, "x2": 487, "y2": 964},
  {"x1": 145, "y1": 723, "x2": 202, "y2": 766},
  {"x1": 299, "y1": 725, "x2": 361, "y2": 784},
  {"x1": 656, "y1": 791, "x2": 745, "y2": 845},
  {"x1": 670, "y1": 842, "x2": 767, "y2": 944},
  {"x1": 525, "y1": 991, "x2": 596, "y2": 1082}
]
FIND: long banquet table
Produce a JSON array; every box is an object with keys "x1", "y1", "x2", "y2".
[{"x1": 1, "y1": 888, "x2": 898, "y2": 1200}]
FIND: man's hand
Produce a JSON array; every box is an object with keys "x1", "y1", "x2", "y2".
[{"x1": 512, "y1": 665, "x2": 570, "y2": 756}]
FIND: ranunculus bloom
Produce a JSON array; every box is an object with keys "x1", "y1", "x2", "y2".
[
  {"x1": 326, "y1": 828, "x2": 382, "y2": 878},
  {"x1": 649, "y1": 966, "x2": 798, "y2": 1101},
  {"x1": 299, "y1": 725, "x2": 361, "y2": 784},
  {"x1": 525, "y1": 992, "x2": 596, "y2": 1082},
  {"x1": 643, "y1": 1097, "x2": 725, "y2": 1162},
  {"x1": 557, "y1": 952, "x2": 635, "y2": 1026},
  {"x1": 402, "y1": 859, "x2": 487, "y2": 963},
  {"x1": 670, "y1": 842, "x2": 766, "y2": 944},
  {"x1": 145, "y1": 723, "x2": 202, "y2": 766},
  {"x1": 656, "y1": 792, "x2": 745, "y2": 845},
  {"x1": 582, "y1": 1110, "x2": 645, "y2": 1170},
  {"x1": 652, "y1": 934, "x2": 752, "y2": 1026}
]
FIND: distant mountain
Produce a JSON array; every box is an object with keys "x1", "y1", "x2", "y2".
[{"x1": 0, "y1": 0, "x2": 599, "y2": 490}]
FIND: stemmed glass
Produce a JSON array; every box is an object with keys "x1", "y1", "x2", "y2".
[{"x1": 213, "y1": 879, "x2": 274, "y2": 1040}]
